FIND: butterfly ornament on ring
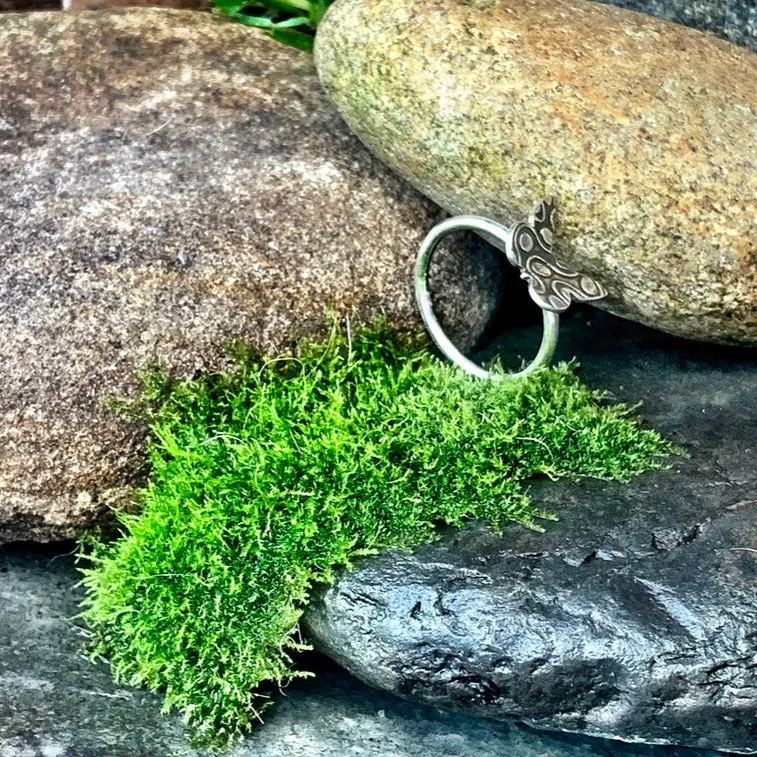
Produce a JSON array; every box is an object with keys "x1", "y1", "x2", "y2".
[{"x1": 505, "y1": 198, "x2": 607, "y2": 313}]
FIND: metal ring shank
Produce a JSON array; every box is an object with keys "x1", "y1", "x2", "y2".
[{"x1": 414, "y1": 216, "x2": 559, "y2": 380}]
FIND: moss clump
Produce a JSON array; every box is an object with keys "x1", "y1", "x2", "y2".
[{"x1": 78, "y1": 323, "x2": 675, "y2": 743}]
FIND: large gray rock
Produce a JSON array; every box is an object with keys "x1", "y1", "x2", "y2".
[
  {"x1": 601, "y1": 0, "x2": 757, "y2": 50},
  {"x1": 315, "y1": 0, "x2": 757, "y2": 346},
  {"x1": 0, "y1": 9, "x2": 504, "y2": 543},
  {"x1": 304, "y1": 312, "x2": 757, "y2": 754},
  {"x1": 1, "y1": 544, "x2": 724, "y2": 757}
]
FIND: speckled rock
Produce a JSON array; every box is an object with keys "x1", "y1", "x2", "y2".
[
  {"x1": 305, "y1": 312, "x2": 757, "y2": 754},
  {"x1": 724, "y1": 1, "x2": 757, "y2": 49},
  {"x1": 315, "y1": 0, "x2": 757, "y2": 346},
  {"x1": 602, "y1": 0, "x2": 756, "y2": 51},
  {"x1": 0, "y1": 9, "x2": 504, "y2": 543}
]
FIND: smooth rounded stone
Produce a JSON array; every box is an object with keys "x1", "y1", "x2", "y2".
[
  {"x1": 315, "y1": 0, "x2": 757, "y2": 346},
  {"x1": 304, "y1": 312, "x2": 757, "y2": 755},
  {"x1": 0, "y1": 10, "x2": 504, "y2": 543},
  {"x1": 0, "y1": 544, "x2": 724, "y2": 757}
]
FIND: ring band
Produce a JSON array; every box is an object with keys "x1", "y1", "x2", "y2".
[
  {"x1": 414, "y1": 216, "x2": 559, "y2": 380},
  {"x1": 414, "y1": 199, "x2": 607, "y2": 380}
]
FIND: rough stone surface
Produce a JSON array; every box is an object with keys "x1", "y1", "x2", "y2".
[
  {"x1": 0, "y1": 545, "x2": 726, "y2": 757},
  {"x1": 601, "y1": 0, "x2": 757, "y2": 51},
  {"x1": 0, "y1": 9, "x2": 504, "y2": 543},
  {"x1": 724, "y1": 2, "x2": 757, "y2": 49},
  {"x1": 305, "y1": 310, "x2": 757, "y2": 755},
  {"x1": 315, "y1": 0, "x2": 757, "y2": 346}
]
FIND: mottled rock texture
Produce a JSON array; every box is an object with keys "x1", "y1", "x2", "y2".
[
  {"x1": 601, "y1": 0, "x2": 757, "y2": 51},
  {"x1": 305, "y1": 311, "x2": 757, "y2": 755},
  {"x1": 0, "y1": 542, "x2": 728, "y2": 757},
  {"x1": 315, "y1": 0, "x2": 757, "y2": 345},
  {"x1": 3, "y1": 0, "x2": 756, "y2": 50},
  {"x1": 0, "y1": 10, "x2": 504, "y2": 542}
]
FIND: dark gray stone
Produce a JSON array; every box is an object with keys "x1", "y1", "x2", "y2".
[
  {"x1": 598, "y1": 0, "x2": 756, "y2": 51},
  {"x1": 724, "y1": 2, "x2": 757, "y2": 49},
  {"x1": 304, "y1": 310, "x2": 757, "y2": 755},
  {"x1": 0, "y1": 544, "x2": 724, "y2": 757}
]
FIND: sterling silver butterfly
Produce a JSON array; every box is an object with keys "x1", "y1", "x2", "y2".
[{"x1": 505, "y1": 198, "x2": 607, "y2": 313}]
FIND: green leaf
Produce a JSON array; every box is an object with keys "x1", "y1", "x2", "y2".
[
  {"x1": 212, "y1": 0, "x2": 247, "y2": 15},
  {"x1": 309, "y1": 0, "x2": 328, "y2": 25},
  {"x1": 255, "y1": 0, "x2": 313, "y2": 14},
  {"x1": 229, "y1": 12, "x2": 310, "y2": 29},
  {"x1": 211, "y1": 0, "x2": 247, "y2": 9},
  {"x1": 267, "y1": 27, "x2": 315, "y2": 52},
  {"x1": 210, "y1": 0, "x2": 335, "y2": 48}
]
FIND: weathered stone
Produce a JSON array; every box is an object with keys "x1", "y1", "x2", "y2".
[
  {"x1": 0, "y1": 542, "x2": 728, "y2": 756},
  {"x1": 602, "y1": 0, "x2": 756, "y2": 51},
  {"x1": 315, "y1": 0, "x2": 757, "y2": 346},
  {"x1": 304, "y1": 311, "x2": 757, "y2": 754},
  {"x1": 724, "y1": 2, "x2": 757, "y2": 49},
  {"x1": 0, "y1": 9, "x2": 504, "y2": 542}
]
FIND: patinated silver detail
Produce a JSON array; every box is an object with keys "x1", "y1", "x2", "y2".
[
  {"x1": 414, "y1": 197, "x2": 608, "y2": 380},
  {"x1": 506, "y1": 198, "x2": 608, "y2": 313}
]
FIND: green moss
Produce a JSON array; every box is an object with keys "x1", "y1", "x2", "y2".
[{"x1": 78, "y1": 322, "x2": 676, "y2": 744}]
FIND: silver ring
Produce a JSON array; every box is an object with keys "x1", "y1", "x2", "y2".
[{"x1": 414, "y1": 199, "x2": 608, "y2": 380}]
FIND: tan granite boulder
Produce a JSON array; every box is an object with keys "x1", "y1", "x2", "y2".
[
  {"x1": 0, "y1": 9, "x2": 504, "y2": 542},
  {"x1": 315, "y1": 0, "x2": 757, "y2": 345}
]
